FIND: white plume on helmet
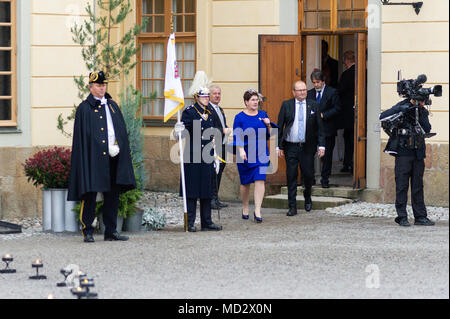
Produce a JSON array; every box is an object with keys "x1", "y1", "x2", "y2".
[{"x1": 188, "y1": 71, "x2": 212, "y2": 97}]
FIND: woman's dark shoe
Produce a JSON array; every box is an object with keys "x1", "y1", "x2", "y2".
[
  {"x1": 242, "y1": 210, "x2": 249, "y2": 220},
  {"x1": 253, "y1": 213, "x2": 263, "y2": 223}
]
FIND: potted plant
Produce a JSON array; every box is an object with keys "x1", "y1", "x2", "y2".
[
  {"x1": 73, "y1": 183, "x2": 143, "y2": 233},
  {"x1": 23, "y1": 147, "x2": 77, "y2": 232}
]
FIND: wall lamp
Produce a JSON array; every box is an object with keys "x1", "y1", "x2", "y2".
[{"x1": 381, "y1": 0, "x2": 423, "y2": 15}]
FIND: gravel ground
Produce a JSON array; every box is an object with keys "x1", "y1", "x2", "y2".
[{"x1": 0, "y1": 191, "x2": 448, "y2": 299}]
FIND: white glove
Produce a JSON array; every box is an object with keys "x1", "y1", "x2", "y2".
[
  {"x1": 173, "y1": 122, "x2": 186, "y2": 139},
  {"x1": 109, "y1": 144, "x2": 120, "y2": 157}
]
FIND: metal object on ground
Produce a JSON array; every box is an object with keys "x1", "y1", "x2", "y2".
[{"x1": 0, "y1": 221, "x2": 22, "y2": 235}]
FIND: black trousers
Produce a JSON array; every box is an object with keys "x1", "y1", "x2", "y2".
[
  {"x1": 211, "y1": 162, "x2": 226, "y2": 202},
  {"x1": 285, "y1": 142, "x2": 315, "y2": 209},
  {"x1": 343, "y1": 127, "x2": 354, "y2": 169},
  {"x1": 321, "y1": 136, "x2": 336, "y2": 183},
  {"x1": 394, "y1": 156, "x2": 427, "y2": 219},
  {"x1": 80, "y1": 156, "x2": 120, "y2": 237},
  {"x1": 187, "y1": 198, "x2": 213, "y2": 228}
]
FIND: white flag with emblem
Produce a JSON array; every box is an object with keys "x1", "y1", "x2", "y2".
[{"x1": 163, "y1": 33, "x2": 185, "y2": 122}]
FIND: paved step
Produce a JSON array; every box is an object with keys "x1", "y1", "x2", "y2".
[
  {"x1": 262, "y1": 194, "x2": 353, "y2": 210},
  {"x1": 280, "y1": 186, "x2": 362, "y2": 199}
]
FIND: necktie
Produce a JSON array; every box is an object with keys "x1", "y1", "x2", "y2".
[
  {"x1": 298, "y1": 101, "x2": 305, "y2": 143},
  {"x1": 316, "y1": 91, "x2": 322, "y2": 103}
]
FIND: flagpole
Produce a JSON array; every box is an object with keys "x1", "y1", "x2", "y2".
[
  {"x1": 177, "y1": 110, "x2": 189, "y2": 232},
  {"x1": 169, "y1": 16, "x2": 188, "y2": 232}
]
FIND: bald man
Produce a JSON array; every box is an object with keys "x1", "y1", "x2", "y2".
[{"x1": 277, "y1": 81, "x2": 325, "y2": 216}]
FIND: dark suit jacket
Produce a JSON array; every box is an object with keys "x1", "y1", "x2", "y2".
[
  {"x1": 209, "y1": 103, "x2": 228, "y2": 158},
  {"x1": 323, "y1": 55, "x2": 339, "y2": 88},
  {"x1": 277, "y1": 98, "x2": 325, "y2": 154},
  {"x1": 307, "y1": 85, "x2": 341, "y2": 137},
  {"x1": 338, "y1": 64, "x2": 355, "y2": 129}
]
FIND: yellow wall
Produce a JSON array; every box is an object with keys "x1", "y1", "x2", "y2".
[
  {"x1": 145, "y1": 0, "x2": 280, "y2": 136},
  {"x1": 30, "y1": 0, "x2": 134, "y2": 146},
  {"x1": 31, "y1": 0, "x2": 92, "y2": 146},
  {"x1": 201, "y1": 0, "x2": 279, "y2": 123},
  {"x1": 380, "y1": 0, "x2": 449, "y2": 144}
]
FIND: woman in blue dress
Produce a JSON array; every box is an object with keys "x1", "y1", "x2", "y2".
[{"x1": 233, "y1": 89, "x2": 274, "y2": 223}]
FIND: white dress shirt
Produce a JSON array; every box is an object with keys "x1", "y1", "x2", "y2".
[
  {"x1": 286, "y1": 99, "x2": 307, "y2": 143},
  {"x1": 94, "y1": 96, "x2": 120, "y2": 157},
  {"x1": 276, "y1": 98, "x2": 325, "y2": 151},
  {"x1": 210, "y1": 102, "x2": 226, "y2": 129},
  {"x1": 316, "y1": 84, "x2": 325, "y2": 101}
]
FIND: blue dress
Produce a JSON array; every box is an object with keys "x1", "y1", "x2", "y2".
[{"x1": 233, "y1": 110, "x2": 270, "y2": 185}]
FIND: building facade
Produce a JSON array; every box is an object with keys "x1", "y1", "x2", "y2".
[{"x1": 0, "y1": 0, "x2": 448, "y2": 220}]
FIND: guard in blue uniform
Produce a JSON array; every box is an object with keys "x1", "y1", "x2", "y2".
[
  {"x1": 180, "y1": 82, "x2": 223, "y2": 233},
  {"x1": 68, "y1": 71, "x2": 136, "y2": 242}
]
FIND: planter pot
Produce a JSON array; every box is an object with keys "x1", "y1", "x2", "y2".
[
  {"x1": 64, "y1": 190, "x2": 78, "y2": 232},
  {"x1": 99, "y1": 214, "x2": 124, "y2": 234},
  {"x1": 42, "y1": 189, "x2": 52, "y2": 231},
  {"x1": 123, "y1": 208, "x2": 145, "y2": 232},
  {"x1": 50, "y1": 189, "x2": 66, "y2": 232}
]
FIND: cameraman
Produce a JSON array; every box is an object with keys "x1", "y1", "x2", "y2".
[{"x1": 380, "y1": 98, "x2": 435, "y2": 227}]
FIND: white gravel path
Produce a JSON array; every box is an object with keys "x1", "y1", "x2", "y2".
[
  {"x1": 325, "y1": 201, "x2": 449, "y2": 221},
  {"x1": 1, "y1": 191, "x2": 448, "y2": 241}
]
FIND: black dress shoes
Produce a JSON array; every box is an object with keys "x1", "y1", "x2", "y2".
[
  {"x1": 83, "y1": 234, "x2": 95, "y2": 243},
  {"x1": 188, "y1": 225, "x2": 197, "y2": 232},
  {"x1": 286, "y1": 208, "x2": 297, "y2": 216},
  {"x1": 218, "y1": 201, "x2": 228, "y2": 208},
  {"x1": 321, "y1": 180, "x2": 330, "y2": 188},
  {"x1": 395, "y1": 217, "x2": 410, "y2": 227},
  {"x1": 414, "y1": 217, "x2": 435, "y2": 226},
  {"x1": 304, "y1": 198, "x2": 312, "y2": 212},
  {"x1": 104, "y1": 232, "x2": 129, "y2": 241},
  {"x1": 201, "y1": 223, "x2": 222, "y2": 231},
  {"x1": 211, "y1": 201, "x2": 220, "y2": 210}
]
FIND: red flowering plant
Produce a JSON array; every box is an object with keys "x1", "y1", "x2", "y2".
[{"x1": 23, "y1": 147, "x2": 72, "y2": 189}]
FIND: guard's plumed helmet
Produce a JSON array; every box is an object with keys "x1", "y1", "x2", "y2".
[{"x1": 189, "y1": 71, "x2": 212, "y2": 98}]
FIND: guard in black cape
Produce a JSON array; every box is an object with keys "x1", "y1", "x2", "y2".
[
  {"x1": 67, "y1": 71, "x2": 136, "y2": 242},
  {"x1": 179, "y1": 71, "x2": 222, "y2": 232}
]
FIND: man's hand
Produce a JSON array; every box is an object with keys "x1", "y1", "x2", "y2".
[
  {"x1": 223, "y1": 127, "x2": 232, "y2": 135},
  {"x1": 174, "y1": 122, "x2": 185, "y2": 134},
  {"x1": 318, "y1": 149, "x2": 325, "y2": 158},
  {"x1": 277, "y1": 149, "x2": 284, "y2": 158}
]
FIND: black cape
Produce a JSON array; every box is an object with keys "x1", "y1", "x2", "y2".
[{"x1": 67, "y1": 93, "x2": 136, "y2": 201}]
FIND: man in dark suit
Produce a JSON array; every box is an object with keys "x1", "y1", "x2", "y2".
[
  {"x1": 307, "y1": 69, "x2": 342, "y2": 188},
  {"x1": 277, "y1": 81, "x2": 325, "y2": 216},
  {"x1": 208, "y1": 85, "x2": 232, "y2": 209},
  {"x1": 338, "y1": 50, "x2": 356, "y2": 173},
  {"x1": 322, "y1": 40, "x2": 339, "y2": 88}
]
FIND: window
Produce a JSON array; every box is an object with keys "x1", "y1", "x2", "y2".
[
  {"x1": 300, "y1": 0, "x2": 367, "y2": 32},
  {"x1": 137, "y1": 0, "x2": 196, "y2": 121},
  {"x1": 0, "y1": 0, "x2": 16, "y2": 126}
]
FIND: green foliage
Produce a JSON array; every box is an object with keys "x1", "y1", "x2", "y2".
[
  {"x1": 57, "y1": 0, "x2": 149, "y2": 137},
  {"x1": 74, "y1": 183, "x2": 143, "y2": 219},
  {"x1": 120, "y1": 84, "x2": 149, "y2": 190}
]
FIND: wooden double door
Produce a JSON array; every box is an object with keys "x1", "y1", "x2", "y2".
[{"x1": 259, "y1": 33, "x2": 367, "y2": 189}]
